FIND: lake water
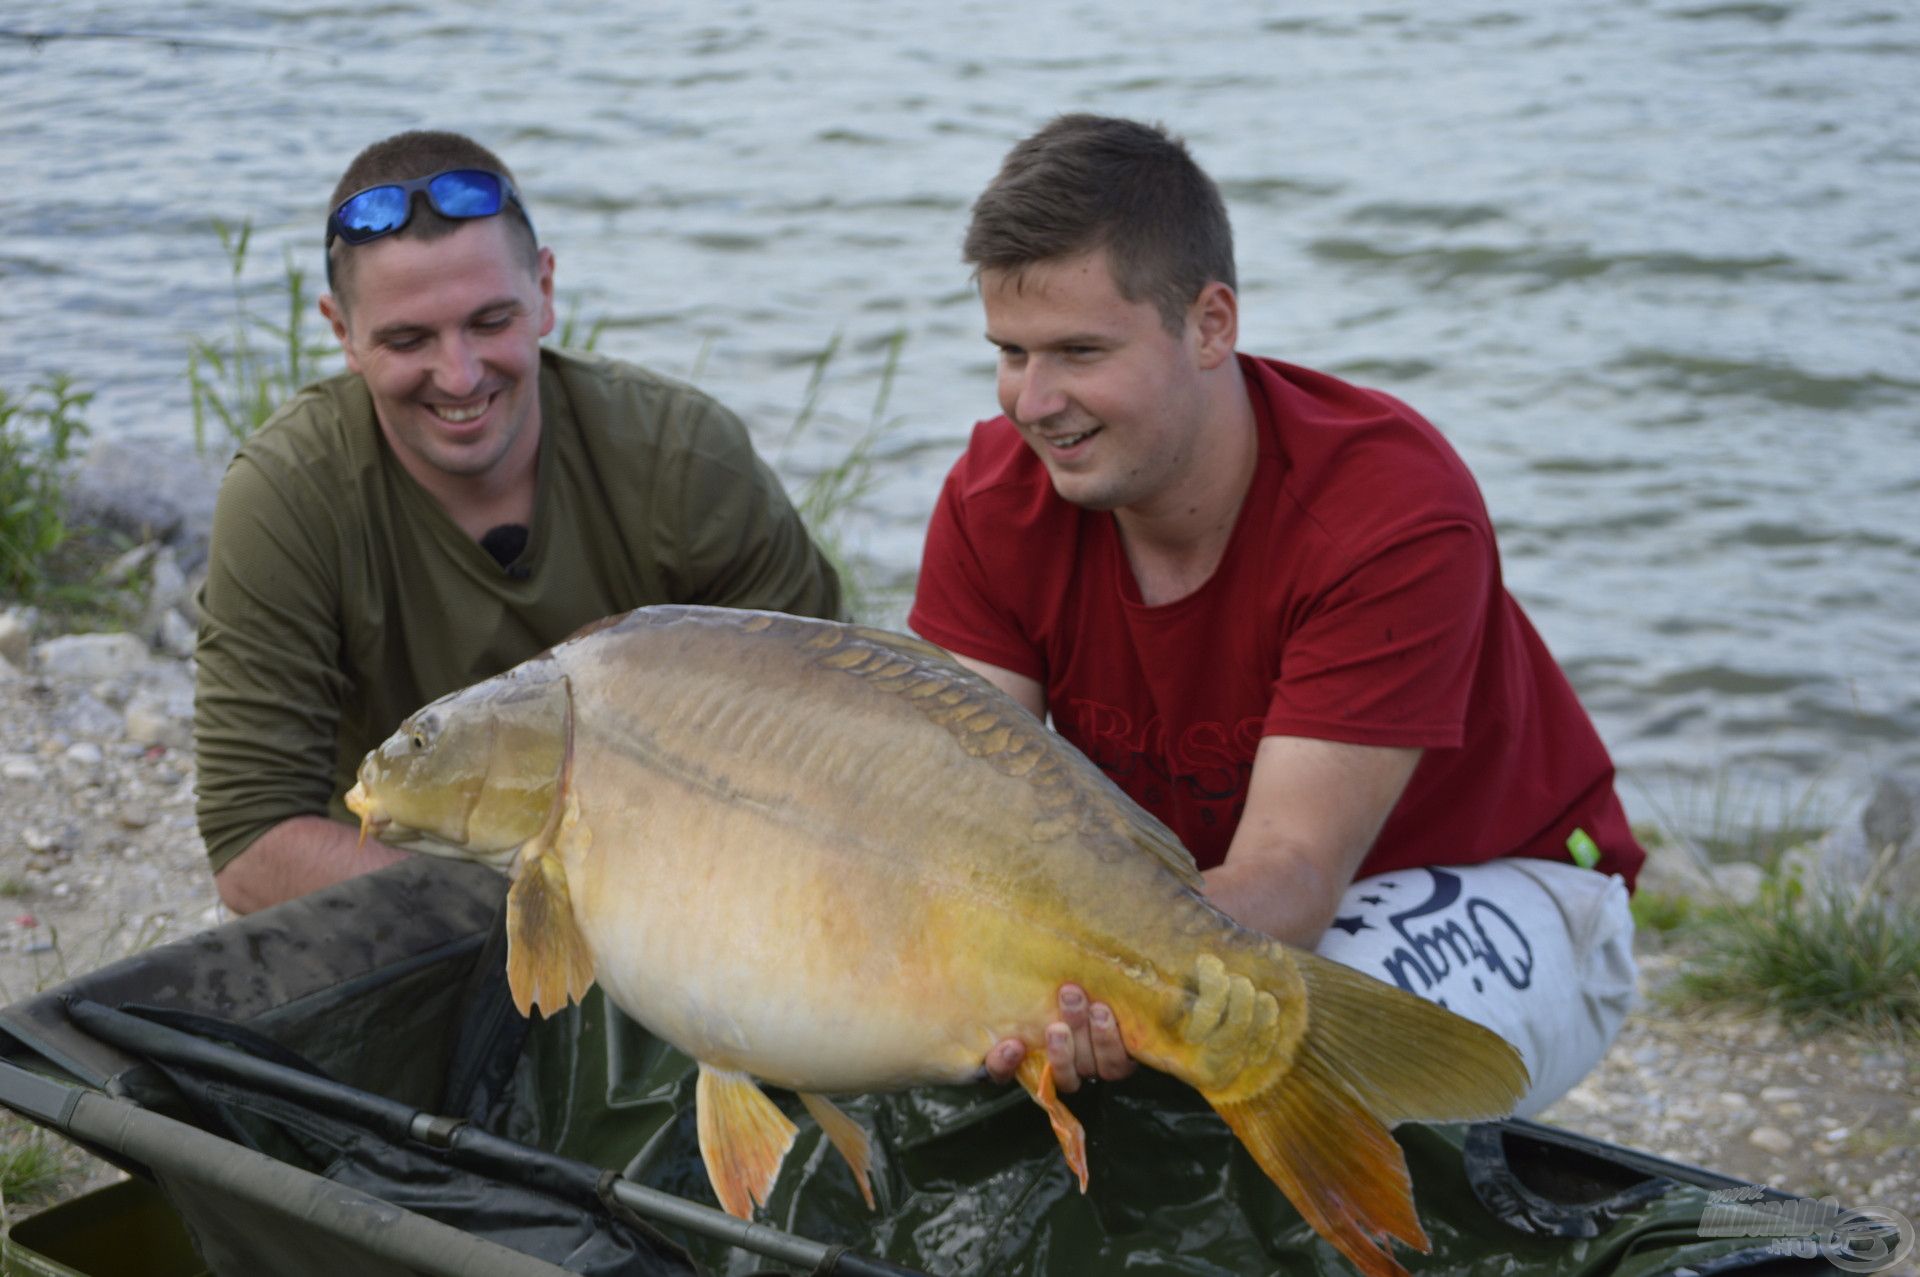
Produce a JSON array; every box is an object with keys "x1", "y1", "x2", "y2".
[{"x1": 5, "y1": 0, "x2": 1917, "y2": 838}]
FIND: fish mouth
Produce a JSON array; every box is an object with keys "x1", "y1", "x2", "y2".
[{"x1": 344, "y1": 782, "x2": 389, "y2": 847}]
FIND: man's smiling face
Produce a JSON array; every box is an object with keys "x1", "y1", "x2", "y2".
[
  {"x1": 322, "y1": 216, "x2": 555, "y2": 498},
  {"x1": 981, "y1": 248, "x2": 1211, "y2": 517}
]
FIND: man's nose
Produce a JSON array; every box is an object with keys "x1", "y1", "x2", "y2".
[
  {"x1": 1008, "y1": 359, "x2": 1067, "y2": 426},
  {"x1": 433, "y1": 334, "x2": 484, "y2": 396}
]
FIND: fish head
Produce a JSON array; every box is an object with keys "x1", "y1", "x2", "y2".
[{"x1": 346, "y1": 668, "x2": 573, "y2": 869}]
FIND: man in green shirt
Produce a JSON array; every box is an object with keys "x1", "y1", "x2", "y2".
[{"x1": 195, "y1": 131, "x2": 842, "y2": 914}]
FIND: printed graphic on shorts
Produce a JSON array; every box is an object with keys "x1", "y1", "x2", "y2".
[{"x1": 1331, "y1": 869, "x2": 1537, "y2": 1010}]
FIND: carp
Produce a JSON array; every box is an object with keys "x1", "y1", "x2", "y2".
[{"x1": 346, "y1": 604, "x2": 1527, "y2": 1277}]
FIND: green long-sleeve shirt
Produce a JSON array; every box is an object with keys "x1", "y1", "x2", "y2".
[{"x1": 194, "y1": 348, "x2": 843, "y2": 871}]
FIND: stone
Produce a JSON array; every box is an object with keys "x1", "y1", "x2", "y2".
[
  {"x1": 1760, "y1": 1086, "x2": 1801, "y2": 1104},
  {"x1": 0, "y1": 608, "x2": 34, "y2": 670},
  {"x1": 116, "y1": 804, "x2": 154, "y2": 830},
  {"x1": 158, "y1": 608, "x2": 197, "y2": 660},
  {"x1": 63, "y1": 742, "x2": 103, "y2": 768},
  {"x1": 102, "y1": 541, "x2": 158, "y2": 586},
  {"x1": 1748, "y1": 1125, "x2": 1795, "y2": 1155},
  {"x1": 122, "y1": 674, "x2": 193, "y2": 751},
  {"x1": 1711, "y1": 861, "x2": 1765, "y2": 907},
  {"x1": 33, "y1": 633, "x2": 150, "y2": 681},
  {"x1": 1, "y1": 758, "x2": 41, "y2": 783},
  {"x1": 66, "y1": 437, "x2": 226, "y2": 572}
]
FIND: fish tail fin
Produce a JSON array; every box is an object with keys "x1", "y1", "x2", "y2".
[
  {"x1": 799, "y1": 1092, "x2": 877, "y2": 1210},
  {"x1": 1015, "y1": 1050, "x2": 1089, "y2": 1192},
  {"x1": 697, "y1": 1067, "x2": 798, "y2": 1219},
  {"x1": 1203, "y1": 951, "x2": 1530, "y2": 1277},
  {"x1": 504, "y1": 793, "x2": 596, "y2": 1017}
]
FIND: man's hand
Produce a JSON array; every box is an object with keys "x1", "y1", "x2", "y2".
[
  {"x1": 983, "y1": 983, "x2": 1137, "y2": 1093},
  {"x1": 214, "y1": 814, "x2": 410, "y2": 915}
]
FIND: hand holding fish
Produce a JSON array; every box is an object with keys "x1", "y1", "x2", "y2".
[{"x1": 985, "y1": 983, "x2": 1135, "y2": 1094}]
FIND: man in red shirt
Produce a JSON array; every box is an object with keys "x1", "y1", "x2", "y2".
[{"x1": 910, "y1": 115, "x2": 1642, "y2": 1115}]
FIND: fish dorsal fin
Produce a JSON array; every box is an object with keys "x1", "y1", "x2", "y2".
[
  {"x1": 798, "y1": 620, "x2": 1207, "y2": 889},
  {"x1": 504, "y1": 678, "x2": 597, "y2": 1017}
]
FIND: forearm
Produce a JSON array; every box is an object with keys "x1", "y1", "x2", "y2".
[
  {"x1": 1201, "y1": 853, "x2": 1346, "y2": 949},
  {"x1": 214, "y1": 815, "x2": 410, "y2": 915}
]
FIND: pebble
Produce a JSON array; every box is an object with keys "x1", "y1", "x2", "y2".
[
  {"x1": 1823, "y1": 1127, "x2": 1850, "y2": 1143},
  {"x1": 64, "y1": 742, "x2": 104, "y2": 768},
  {"x1": 2, "y1": 758, "x2": 43, "y2": 782},
  {"x1": 1749, "y1": 1126, "x2": 1795, "y2": 1155},
  {"x1": 23, "y1": 828, "x2": 57, "y2": 853},
  {"x1": 32, "y1": 633, "x2": 150, "y2": 682},
  {"x1": 1717, "y1": 1091, "x2": 1750, "y2": 1110},
  {"x1": 1760, "y1": 1086, "x2": 1801, "y2": 1104}
]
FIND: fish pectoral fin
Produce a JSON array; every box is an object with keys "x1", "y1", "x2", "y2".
[
  {"x1": 1207, "y1": 1053, "x2": 1426, "y2": 1277},
  {"x1": 799, "y1": 1093, "x2": 876, "y2": 1211},
  {"x1": 1014, "y1": 1051, "x2": 1088, "y2": 1193},
  {"x1": 503, "y1": 797, "x2": 596, "y2": 1018},
  {"x1": 696, "y1": 1066, "x2": 798, "y2": 1220}
]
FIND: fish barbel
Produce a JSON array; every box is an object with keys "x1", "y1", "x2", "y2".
[{"x1": 346, "y1": 605, "x2": 1527, "y2": 1277}]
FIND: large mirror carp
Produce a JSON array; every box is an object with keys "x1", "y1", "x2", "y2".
[{"x1": 347, "y1": 604, "x2": 1527, "y2": 1277}]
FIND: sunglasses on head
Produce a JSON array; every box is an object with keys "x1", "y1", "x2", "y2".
[{"x1": 324, "y1": 168, "x2": 537, "y2": 249}]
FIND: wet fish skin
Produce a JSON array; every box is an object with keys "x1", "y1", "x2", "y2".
[{"x1": 347, "y1": 604, "x2": 1529, "y2": 1277}]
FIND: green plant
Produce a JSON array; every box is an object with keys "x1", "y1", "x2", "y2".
[
  {"x1": 186, "y1": 218, "x2": 338, "y2": 451},
  {"x1": 555, "y1": 295, "x2": 607, "y2": 352},
  {"x1": 1628, "y1": 890, "x2": 1692, "y2": 935},
  {"x1": 1669, "y1": 866, "x2": 1920, "y2": 1039},
  {"x1": 0, "y1": 374, "x2": 92, "y2": 601},
  {"x1": 0, "y1": 1131, "x2": 63, "y2": 1203},
  {"x1": 778, "y1": 330, "x2": 909, "y2": 622}
]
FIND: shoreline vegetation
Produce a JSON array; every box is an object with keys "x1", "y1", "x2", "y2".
[{"x1": 0, "y1": 232, "x2": 1914, "y2": 1235}]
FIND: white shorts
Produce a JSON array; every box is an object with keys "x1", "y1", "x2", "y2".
[{"x1": 1313, "y1": 858, "x2": 1637, "y2": 1118}]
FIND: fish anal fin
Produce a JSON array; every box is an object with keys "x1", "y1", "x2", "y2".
[
  {"x1": 799, "y1": 1092, "x2": 876, "y2": 1210},
  {"x1": 1015, "y1": 1051, "x2": 1088, "y2": 1193},
  {"x1": 504, "y1": 792, "x2": 596, "y2": 1018},
  {"x1": 1209, "y1": 1054, "x2": 1427, "y2": 1277},
  {"x1": 696, "y1": 1066, "x2": 799, "y2": 1219}
]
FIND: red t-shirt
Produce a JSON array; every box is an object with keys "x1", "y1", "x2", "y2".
[{"x1": 909, "y1": 355, "x2": 1643, "y2": 888}]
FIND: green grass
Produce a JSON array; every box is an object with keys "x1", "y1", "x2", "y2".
[
  {"x1": 0, "y1": 375, "x2": 92, "y2": 603},
  {"x1": 776, "y1": 329, "x2": 908, "y2": 622},
  {"x1": 1668, "y1": 870, "x2": 1920, "y2": 1039},
  {"x1": 0, "y1": 1131, "x2": 65, "y2": 1204},
  {"x1": 186, "y1": 218, "x2": 338, "y2": 452}
]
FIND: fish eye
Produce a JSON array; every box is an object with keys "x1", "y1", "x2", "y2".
[{"x1": 409, "y1": 727, "x2": 429, "y2": 751}]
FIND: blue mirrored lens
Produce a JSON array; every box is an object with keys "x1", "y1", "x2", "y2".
[
  {"x1": 428, "y1": 171, "x2": 504, "y2": 218},
  {"x1": 339, "y1": 186, "x2": 408, "y2": 236}
]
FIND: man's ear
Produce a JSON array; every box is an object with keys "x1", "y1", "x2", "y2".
[
  {"x1": 318, "y1": 292, "x2": 360, "y2": 374},
  {"x1": 535, "y1": 247, "x2": 557, "y2": 339},
  {"x1": 1190, "y1": 281, "x2": 1238, "y2": 371}
]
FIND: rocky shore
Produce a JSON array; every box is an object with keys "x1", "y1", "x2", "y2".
[{"x1": 0, "y1": 439, "x2": 1913, "y2": 1261}]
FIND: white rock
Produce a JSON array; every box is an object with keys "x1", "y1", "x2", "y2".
[
  {"x1": 123, "y1": 679, "x2": 194, "y2": 751},
  {"x1": 1824, "y1": 1127, "x2": 1850, "y2": 1143},
  {"x1": 103, "y1": 541, "x2": 159, "y2": 585},
  {"x1": 158, "y1": 608, "x2": 196, "y2": 659},
  {"x1": 63, "y1": 742, "x2": 103, "y2": 768},
  {"x1": 1760, "y1": 1086, "x2": 1801, "y2": 1104},
  {"x1": 2, "y1": 758, "x2": 44, "y2": 783},
  {"x1": 33, "y1": 633, "x2": 150, "y2": 681},
  {"x1": 1748, "y1": 1125, "x2": 1795, "y2": 1155},
  {"x1": 0, "y1": 608, "x2": 34, "y2": 669},
  {"x1": 1717, "y1": 1091, "x2": 1750, "y2": 1110},
  {"x1": 1712, "y1": 861, "x2": 1766, "y2": 907}
]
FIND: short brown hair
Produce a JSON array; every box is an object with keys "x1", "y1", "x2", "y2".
[
  {"x1": 325, "y1": 130, "x2": 539, "y2": 301},
  {"x1": 963, "y1": 115, "x2": 1235, "y2": 332}
]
